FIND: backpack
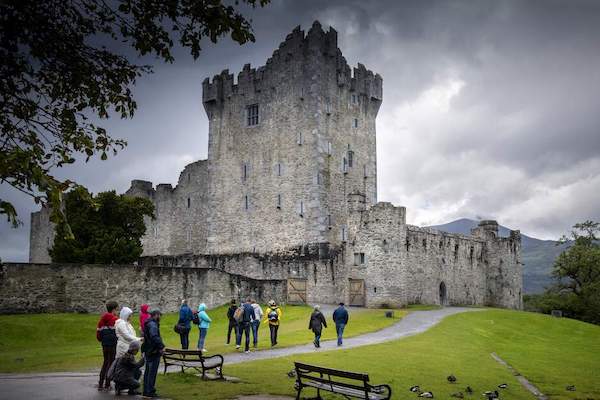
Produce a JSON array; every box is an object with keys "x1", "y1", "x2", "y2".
[
  {"x1": 268, "y1": 308, "x2": 279, "y2": 322},
  {"x1": 192, "y1": 312, "x2": 200, "y2": 325},
  {"x1": 233, "y1": 306, "x2": 244, "y2": 322}
]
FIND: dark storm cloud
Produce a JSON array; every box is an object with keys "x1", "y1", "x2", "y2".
[{"x1": 2, "y1": 0, "x2": 600, "y2": 261}]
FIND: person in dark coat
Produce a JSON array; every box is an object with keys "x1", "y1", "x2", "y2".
[
  {"x1": 309, "y1": 305, "x2": 327, "y2": 348},
  {"x1": 113, "y1": 341, "x2": 145, "y2": 395},
  {"x1": 226, "y1": 299, "x2": 239, "y2": 345},
  {"x1": 142, "y1": 308, "x2": 165, "y2": 398},
  {"x1": 237, "y1": 298, "x2": 255, "y2": 353},
  {"x1": 96, "y1": 300, "x2": 119, "y2": 391},
  {"x1": 178, "y1": 299, "x2": 193, "y2": 349},
  {"x1": 332, "y1": 302, "x2": 349, "y2": 346}
]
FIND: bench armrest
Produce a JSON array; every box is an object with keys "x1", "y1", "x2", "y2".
[
  {"x1": 202, "y1": 354, "x2": 224, "y2": 364},
  {"x1": 371, "y1": 384, "x2": 392, "y2": 399}
]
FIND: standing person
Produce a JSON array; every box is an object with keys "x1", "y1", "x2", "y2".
[
  {"x1": 264, "y1": 300, "x2": 282, "y2": 347},
  {"x1": 308, "y1": 305, "x2": 327, "y2": 348},
  {"x1": 226, "y1": 299, "x2": 239, "y2": 345},
  {"x1": 142, "y1": 308, "x2": 165, "y2": 398},
  {"x1": 139, "y1": 304, "x2": 150, "y2": 334},
  {"x1": 332, "y1": 302, "x2": 349, "y2": 346},
  {"x1": 238, "y1": 298, "x2": 255, "y2": 353},
  {"x1": 113, "y1": 341, "x2": 145, "y2": 396},
  {"x1": 96, "y1": 301, "x2": 119, "y2": 391},
  {"x1": 250, "y1": 299, "x2": 263, "y2": 348},
  {"x1": 178, "y1": 299, "x2": 193, "y2": 350},
  {"x1": 116, "y1": 306, "x2": 142, "y2": 357},
  {"x1": 197, "y1": 303, "x2": 212, "y2": 352}
]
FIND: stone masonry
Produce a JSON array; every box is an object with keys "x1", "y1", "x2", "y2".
[{"x1": 25, "y1": 21, "x2": 522, "y2": 312}]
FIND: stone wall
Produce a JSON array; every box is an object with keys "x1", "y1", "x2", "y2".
[{"x1": 0, "y1": 263, "x2": 286, "y2": 314}]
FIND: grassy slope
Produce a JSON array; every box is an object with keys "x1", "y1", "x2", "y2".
[
  {"x1": 0, "y1": 304, "x2": 403, "y2": 373},
  {"x1": 157, "y1": 309, "x2": 600, "y2": 400}
]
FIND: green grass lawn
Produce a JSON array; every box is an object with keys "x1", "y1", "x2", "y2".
[
  {"x1": 0, "y1": 304, "x2": 403, "y2": 373},
  {"x1": 156, "y1": 309, "x2": 600, "y2": 400}
]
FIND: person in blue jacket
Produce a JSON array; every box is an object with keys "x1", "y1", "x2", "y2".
[
  {"x1": 142, "y1": 308, "x2": 165, "y2": 398},
  {"x1": 332, "y1": 302, "x2": 349, "y2": 346},
  {"x1": 197, "y1": 303, "x2": 212, "y2": 352},
  {"x1": 178, "y1": 299, "x2": 193, "y2": 349}
]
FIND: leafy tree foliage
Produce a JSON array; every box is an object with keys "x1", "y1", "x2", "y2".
[
  {"x1": 525, "y1": 221, "x2": 600, "y2": 324},
  {"x1": 49, "y1": 187, "x2": 154, "y2": 263},
  {"x1": 0, "y1": 0, "x2": 268, "y2": 229}
]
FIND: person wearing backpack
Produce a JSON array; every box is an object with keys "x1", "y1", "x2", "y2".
[
  {"x1": 226, "y1": 299, "x2": 239, "y2": 345},
  {"x1": 263, "y1": 300, "x2": 282, "y2": 347},
  {"x1": 250, "y1": 299, "x2": 263, "y2": 348},
  {"x1": 308, "y1": 305, "x2": 327, "y2": 348},
  {"x1": 237, "y1": 298, "x2": 255, "y2": 353},
  {"x1": 96, "y1": 300, "x2": 119, "y2": 391},
  {"x1": 177, "y1": 299, "x2": 193, "y2": 349},
  {"x1": 197, "y1": 303, "x2": 212, "y2": 352}
]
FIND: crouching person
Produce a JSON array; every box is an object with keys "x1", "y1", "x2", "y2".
[{"x1": 113, "y1": 341, "x2": 145, "y2": 396}]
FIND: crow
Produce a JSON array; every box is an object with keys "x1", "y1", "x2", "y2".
[
  {"x1": 448, "y1": 375, "x2": 457, "y2": 383},
  {"x1": 465, "y1": 386, "x2": 474, "y2": 395},
  {"x1": 410, "y1": 386, "x2": 421, "y2": 393}
]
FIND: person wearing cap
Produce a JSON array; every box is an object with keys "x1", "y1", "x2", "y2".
[
  {"x1": 178, "y1": 299, "x2": 193, "y2": 350},
  {"x1": 308, "y1": 305, "x2": 327, "y2": 348},
  {"x1": 116, "y1": 306, "x2": 142, "y2": 357},
  {"x1": 263, "y1": 300, "x2": 282, "y2": 347},
  {"x1": 332, "y1": 302, "x2": 349, "y2": 346},
  {"x1": 113, "y1": 340, "x2": 145, "y2": 396},
  {"x1": 142, "y1": 308, "x2": 165, "y2": 398}
]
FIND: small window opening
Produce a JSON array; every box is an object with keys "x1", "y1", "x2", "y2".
[
  {"x1": 406, "y1": 237, "x2": 410, "y2": 252},
  {"x1": 347, "y1": 150, "x2": 354, "y2": 167},
  {"x1": 297, "y1": 131, "x2": 303, "y2": 145},
  {"x1": 246, "y1": 104, "x2": 259, "y2": 126},
  {"x1": 352, "y1": 118, "x2": 358, "y2": 128},
  {"x1": 187, "y1": 197, "x2": 190, "y2": 208},
  {"x1": 277, "y1": 163, "x2": 282, "y2": 176},
  {"x1": 363, "y1": 164, "x2": 368, "y2": 179},
  {"x1": 341, "y1": 225, "x2": 347, "y2": 242},
  {"x1": 374, "y1": 287, "x2": 377, "y2": 293},
  {"x1": 327, "y1": 214, "x2": 332, "y2": 229},
  {"x1": 422, "y1": 238, "x2": 427, "y2": 249},
  {"x1": 342, "y1": 157, "x2": 348, "y2": 174},
  {"x1": 277, "y1": 194, "x2": 282, "y2": 209},
  {"x1": 351, "y1": 93, "x2": 358, "y2": 105},
  {"x1": 244, "y1": 195, "x2": 249, "y2": 210},
  {"x1": 188, "y1": 173, "x2": 190, "y2": 183},
  {"x1": 327, "y1": 141, "x2": 332, "y2": 156},
  {"x1": 299, "y1": 201, "x2": 304, "y2": 217},
  {"x1": 325, "y1": 98, "x2": 331, "y2": 114}
]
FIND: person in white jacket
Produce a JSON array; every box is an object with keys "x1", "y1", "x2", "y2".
[{"x1": 116, "y1": 307, "x2": 142, "y2": 357}]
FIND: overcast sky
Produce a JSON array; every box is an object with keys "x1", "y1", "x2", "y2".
[{"x1": 2, "y1": 0, "x2": 600, "y2": 262}]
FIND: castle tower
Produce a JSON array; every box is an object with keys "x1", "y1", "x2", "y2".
[{"x1": 203, "y1": 22, "x2": 383, "y2": 254}]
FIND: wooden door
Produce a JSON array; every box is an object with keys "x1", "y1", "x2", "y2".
[
  {"x1": 349, "y1": 279, "x2": 365, "y2": 306},
  {"x1": 287, "y1": 279, "x2": 307, "y2": 304}
]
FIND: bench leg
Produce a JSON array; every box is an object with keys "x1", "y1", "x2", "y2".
[
  {"x1": 163, "y1": 362, "x2": 167, "y2": 375},
  {"x1": 295, "y1": 386, "x2": 302, "y2": 400}
]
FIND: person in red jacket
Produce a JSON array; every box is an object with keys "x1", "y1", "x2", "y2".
[
  {"x1": 139, "y1": 304, "x2": 150, "y2": 334},
  {"x1": 96, "y1": 300, "x2": 119, "y2": 391}
]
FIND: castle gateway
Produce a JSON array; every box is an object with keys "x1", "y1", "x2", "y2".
[{"x1": 30, "y1": 22, "x2": 522, "y2": 309}]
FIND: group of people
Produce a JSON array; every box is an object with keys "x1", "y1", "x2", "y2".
[
  {"x1": 176, "y1": 298, "x2": 282, "y2": 354},
  {"x1": 96, "y1": 301, "x2": 165, "y2": 398},
  {"x1": 95, "y1": 299, "x2": 349, "y2": 398}
]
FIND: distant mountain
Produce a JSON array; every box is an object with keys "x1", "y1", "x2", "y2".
[{"x1": 427, "y1": 218, "x2": 569, "y2": 294}]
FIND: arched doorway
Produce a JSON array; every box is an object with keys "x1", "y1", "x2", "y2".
[{"x1": 439, "y1": 281, "x2": 447, "y2": 306}]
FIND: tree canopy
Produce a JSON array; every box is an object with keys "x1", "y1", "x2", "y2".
[
  {"x1": 49, "y1": 187, "x2": 154, "y2": 264},
  {"x1": 0, "y1": 0, "x2": 268, "y2": 230}
]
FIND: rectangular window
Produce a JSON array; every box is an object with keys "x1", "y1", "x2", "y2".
[
  {"x1": 277, "y1": 194, "x2": 282, "y2": 209},
  {"x1": 327, "y1": 214, "x2": 332, "y2": 229},
  {"x1": 277, "y1": 163, "x2": 282, "y2": 176},
  {"x1": 341, "y1": 225, "x2": 347, "y2": 242},
  {"x1": 187, "y1": 197, "x2": 190, "y2": 208},
  {"x1": 360, "y1": 253, "x2": 366, "y2": 264},
  {"x1": 353, "y1": 252, "x2": 366, "y2": 266},
  {"x1": 153, "y1": 226, "x2": 158, "y2": 238},
  {"x1": 347, "y1": 150, "x2": 354, "y2": 167},
  {"x1": 243, "y1": 163, "x2": 248, "y2": 181},
  {"x1": 327, "y1": 141, "x2": 332, "y2": 156},
  {"x1": 352, "y1": 118, "x2": 358, "y2": 128},
  {"x1": 363, "y1": 164, "x2": 368, "y2": 179},
  {"x1": 342, "y1": 157, "x2": 348, "y2": 174},
  {"x1": 246, "y1": 104, "x2": 259, "y2": 126},
  {"x1": 244, "y1": 195, "x2": 249, "y2": 210},
  {"x1": 186, "y1": 229, "x2": 191, "y2": 245},
  {"x1": 325, "y1": 98, "x2": 331, "y2": 114},
  {"x1": 297, "y1": 131, "x2": 303, "y2": 145},
  {"x1": 316, "y1": 171, "x2": 322, "y2": 185},
  {"x1": 299, "y1": 201, "x2": 304, "y2": 217},
  {"x1": 351, "y1": 93, "x2": 358, "y2": 105}
]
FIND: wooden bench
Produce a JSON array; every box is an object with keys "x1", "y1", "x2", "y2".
[
  {"x1": 162, "y1": 348, "x2": 224, "y2": 379},
  {"x1": 294, "y1": 362, "x2": 392, "y2": 400}
]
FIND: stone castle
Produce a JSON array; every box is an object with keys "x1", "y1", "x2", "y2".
[{"x1": 27, "y1": 22, "x2": 522, "y2": 310}]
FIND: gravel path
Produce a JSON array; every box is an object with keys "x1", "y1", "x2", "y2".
[{"x1": 0, "y1": 307, "x2": 479, "y2": 400}]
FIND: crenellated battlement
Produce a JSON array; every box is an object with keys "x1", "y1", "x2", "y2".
[{"x1": 202, "y1": 21, "x2": 382, "y2": 106}]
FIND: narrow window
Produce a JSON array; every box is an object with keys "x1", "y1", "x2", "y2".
[
  {"x1": 187, "y1": 197, "x2": 190, "y2": 208},
  {"x1": 277, "y1": 163, "x2": 282, "y2": 176},
  {"x1": 327, "y1": 214, "x2": 332, "y2": 229},
  {"x1": 153, "y1": 226, "x2": 158, "y2": 238},
  {"x1": 342, "y1": 157, "x2": 348, "y2": 174},
  {"x1": 245, "y1": 195, "x2": 249, "y2": 210},
  {"x1": 422, "y1": 238, "x2": 427, "y2": 249},
  {"x1": 341, "y1": 225, "x2": 347, "y2": 242},
  {"x1": 297, "y1": 131, "x2": 303, "y2": 145},
  {"x1": 316, "y1": 171, "x2": 322, "y2": 185},
  {"x1": 298, "y1": 201, "x2": 304, "y2": 217},
  {"x1": 347, "y1": 150, "x2": 354, "y2": 167},
  {"x1": 277, "y1": 194, "x2": 282, "y2": 209},
  {"x1": 352, "y1": 118, "x2": 358, "y2": 128},
  {"x1": 351, "y1": 93, "x2": 357, "y2": 105},
  {"x1": 246, "y1": 104, "x2": 259, "y2": 126},
  {"x1": 243, "y1": 163, "x2": 248, "y2": 181},
  {"x1": 363, "y1": 164, "x2": 368, "y2": 179},
  {"x1": 325, "y1": 98, "x2": 331, "y2": 114},
  {"x1": 354, "y1": 253, "x2": 361, "y2": 266},
  {"x1": 186, "y1": 229, "x2": 191, "y2": 245},
  {"x1": 327, "y1": 141, "x2": 332, "y2": 156},
  {"x1": 188, "y1": 173, "x2": 190, "y2": 183},
  {"x1": 360, "y1": 253, "x2": 366, "y2": 264}
]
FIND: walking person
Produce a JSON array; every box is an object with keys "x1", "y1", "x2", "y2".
[
  {"x1": 250, "y1": 299, "x2": 263, "y2": 348},
  {"x1": 96, "y1": 300, "x2": 119, "y2": 391},
  {"x1": 116, "y1": 306, "x2": 142, "y2": 357},
  {"x1": 197, "y1": 303, "x2": 212, "y2": 352},
  {"x1": 178, "y1": 299, "x2": 193, "y2": 349},
  {"x1": 238, "y1": 298, "x2": 255, "y2": 353},
  {"x1": 309, "y1": 305, "x2": 327, "y2": 348},
  {"x1": 142, "y1": 308, "x2": 165, "y2": 398},
  {"x1": 332, "y1": 302, "x2": 349, "y2": 346},
  {"x1": 113, "y1": 341, "x2": 145, "y2": 396},
  {"x1": 226, "y1": 299, "x2": 239, "y2": 345},
  {"x1": 264, "y1": 300, "x2": 282, "y2": 347},
  {"x1": 139, "y1": 304, "x2": 150, "y2": 334}
]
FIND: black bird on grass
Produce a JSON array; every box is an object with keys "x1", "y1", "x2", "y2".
[
  {"x1": 448, "y1": 375, "x2": 457, "y2": 383},
  {"x1": 465, "y1": 386, "x2": 474, "y2": 395},
  {"x1": 498, "y1": 384, "x2": 508, "y2": 389},
  {"x1": 410, "y1": 386, "x2": 421, "y2": 393},
  {"x1": 483, "y1": 390, "x2": 499, "y2": 399},
  {"x1": 418, "y1": 391, "x2": 434, "y2": 398},
  {"x1": 566, "y1": 385, "x2": 576, "y2": 392}
]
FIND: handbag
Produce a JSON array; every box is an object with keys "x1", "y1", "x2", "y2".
[{"x1": 173, "y1": 323, "x2": 186, "y2": 334}]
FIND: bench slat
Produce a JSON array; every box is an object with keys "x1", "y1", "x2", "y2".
[{"x1": 303, "y1": 381, "x2": 387, "y2": 400}]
